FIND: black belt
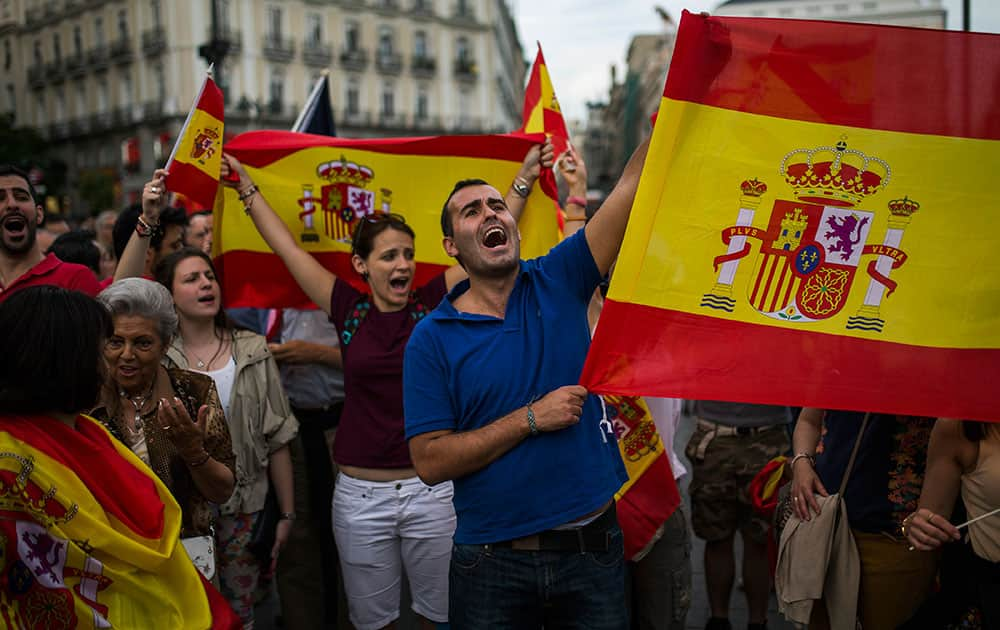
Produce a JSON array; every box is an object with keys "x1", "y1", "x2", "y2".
[{"x1": 490, "y1": 503, "x2": 617, "y2": 552}]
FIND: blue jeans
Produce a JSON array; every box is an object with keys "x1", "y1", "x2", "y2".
[{"x1": 449, "y1": 522, "x2": 627, "y2": 629}]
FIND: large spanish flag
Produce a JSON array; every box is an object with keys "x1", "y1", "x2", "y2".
[
  {"x1": 218, "y1": 131, "x2": 560, "y2": 308},
  {"x1": 166, "y1": 72, "x2": 225, "y2": 210},
  {"x1": 581, "y1": 12, "x2": 1000, "y2": 422},
  {"x1": 0, "y1": 414, "x2": 238, "y2": 629}
]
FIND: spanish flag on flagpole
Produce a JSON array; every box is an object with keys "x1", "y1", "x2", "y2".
[
  {"x1": 165, "y1": 66, "x2": 225, "y2": 210},
  {"x1": 0, "y1": 414, "x2": 239, "y2": 628},
  {"x1": 519, "y1": 42, "x2": 571, "y2": 160},
  {"x1": 217, "y1": 131, "x2": 560, "y2": 308},
  {"x1": 581, "y1": 11, "x2": 1000, "y2": 421}
]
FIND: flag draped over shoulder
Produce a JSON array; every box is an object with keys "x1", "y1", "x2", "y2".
[
  {"x1": 581, "y1": 11, "x2": 1000, "y2": 421},
  {"x1": 605, "y1": 395, "x2": 680, "y2": 560},
  {"x1": 218, "y1": 131, "x2": 560, "y2": 308},
  {"x1": 0, "y1": 414, "x2": 238, "y2": 629},
  {"x1": 166, "y1": 73, "x2": 225, "y2": 210}
]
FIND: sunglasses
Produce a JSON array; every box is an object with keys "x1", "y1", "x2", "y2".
[{"x1": 351, "y1": 212, "x2": 408, "y2": 254}]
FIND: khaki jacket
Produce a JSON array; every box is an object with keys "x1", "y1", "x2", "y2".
[{"x1": 167, "y1": 329, "x2": 298, "y2": 515}]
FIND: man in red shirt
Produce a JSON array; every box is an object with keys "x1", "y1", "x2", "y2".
[{"x1": 0, "y1": 164, "x2": 101, "y2": 302}]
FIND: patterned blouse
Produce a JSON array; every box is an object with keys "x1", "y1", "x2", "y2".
[{"x1": 92, "y1": 368, "x2": 236, "y2": 537}]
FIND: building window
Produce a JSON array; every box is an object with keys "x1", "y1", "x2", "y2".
[
  {"x1": 381, "y1": 83, "x2": 394, "y2": 117},
  {"x1": 55, "y1": 87, "x2": 66, "y2": 121},
  {"x1": 35, "y1": 94, "x2": 45, "y2": 127},
  {"x1": 33, "y1": 40, "x2": 42, "y2": 66},
  {"x1": 416, "y1": 88, "x2": 428, "y2": 120},
  {"x1": 218, "y1": 0, "x2": 231, "y2": 31},
  {"x1": 75, "y1": 81, "x2": 86, "y2": 117},
  {"x1": 52, "y1": 33, "x2": 61, "y2": 62},
  {"x1": 267, "y1": 6, "x2": 283, "y2": 40},
  {"x1": 95, "y1": 16, "x2": 105, "y2": 48},
  {"x1": 97, "y1": 77, "x2": 108, "y2": 113},
  {"x1": 152, "y1": 0, "x2": 162, "y2": 28},
  {"x1": 153, "y1": 63, "x2": 165, "y2": 101},
  {"x1": 4, "y1": 40, "x2": 11, "y2": 70},
  {"x1": 456, "y1": 36, "x2": 469, "y2": 62},
  {"x1": 378, "y1": 26, "x2": 394, "y2": 57},
  {"x1": 414, "y1": 30, "x2": 427, "y2": 58},
  {"x1": 73, "y1": 26, "x2": 82, "y2": 56},
  {"x1": 306, "y1": 13, "x2": 322, "y2": 45},
  {"x1": 456, "y1": 0, "x2": 471, "y2": 17},
  {"x1": 346, "y1": 78, "x2": 359, "y2": 114},
  {"x1": 269, "y1": 71, "x2": 284, "y2": 113},
  {"x1": 345, "y1": 21, "x2": 360, "y2": 52},
  {"x1": 117, "y1": 9, "x2": 129, "y2": 41},
  {"x1": 6, "y1": 84, "x2": 16, "y2": 115},
  {"x1": 121, "y1": 71, "x2": 132, "y2": 106}
]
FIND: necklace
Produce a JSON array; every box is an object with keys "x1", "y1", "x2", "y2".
[
  {"x1": 188, "y1": 334, "x2": 224, "y2": 370},
  {"x1": 119, "y1": 373, "x2": 156, "y2": 438}
]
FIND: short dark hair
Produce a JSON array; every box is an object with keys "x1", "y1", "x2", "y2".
[
  {"x1": 112, "y1": 204, "x2": 189, "y2": 259},
  {"x1": 47, "y1": 229, "x2": 101, "y2": 274},
  {"x1": 440, "y1": 178, "x2": 490, "y2": 238},
  {"x1": 0, "y1": 286, "x2": 112, "y2": 414},
  {"x1": 154, "y1": 247, "x2": 233, "y2": 332},
  {"x1": 0, "y1": 164, "x2": 40, "y2": 207},
  {"x1": 351, "y1": 214, "x2": 415, "y2": 260}
]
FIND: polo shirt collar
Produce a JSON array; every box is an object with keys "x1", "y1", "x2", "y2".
[
  {"x1": 435, "y1": 260, "x2": 529, "y2": 322},
  {"x1": 1, "y1": 252, "x2": 59, "y2": 289}
]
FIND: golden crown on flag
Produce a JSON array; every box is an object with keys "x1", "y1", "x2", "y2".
[
  {"x1": 0, "y1": 455, "x2": 79, "y2": 528},
  {"x1": 317, "y1": 155, "x2": 374, "y2": 188},
  {"x1": 888, "y1": 196, "x2": 919, "y2": 217},
  {"x1": 779, "y1": 139, "x2": 891, "y2": 208},
  {"x1": 740, "y1": 178, "x2": 768, "y2": 197}
]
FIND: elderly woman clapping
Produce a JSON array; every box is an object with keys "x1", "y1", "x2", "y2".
[{"x1": 93, "y1": 277, "x2": 236, "y2": 538}]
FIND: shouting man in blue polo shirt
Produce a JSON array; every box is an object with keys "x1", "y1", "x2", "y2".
[{"x1": 403, "y1": 138, "x2": 649, "y2": 628}]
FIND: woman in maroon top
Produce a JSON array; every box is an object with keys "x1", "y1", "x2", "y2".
[{"x1": 221, "y1": 143, "x2": 551, "y2": 630}]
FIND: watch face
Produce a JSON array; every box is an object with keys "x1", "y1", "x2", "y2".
[{"x1": 514, "y1": 183, "x2": 529, "y2": 197}]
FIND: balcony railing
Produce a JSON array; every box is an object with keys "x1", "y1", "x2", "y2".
[
  {"x1": 109, "y1": 38, "x2": 133, "y2": 64},
  {"x1": 25, "y1": 7, "x2": 44, "y2": 25},
  {"x1": 341, "y1": 109, "x2": 371, "y2": 127},
  {"x1": 68, "y1": 117, "x2": 90, "y2": 136},
  {"x1": 88, "y1": 45, "x2": 109, "y2": 69},
  {"x1": 90, "y1": 111, "x2": 112, "y2": 131},
  {"x1": 302, "y1": 41, "x2": 333, "y2": 67},
  {"x1": 340, "y1": 48, "x2": 368, "y2": 71},
  {"x1": 142, "y1": 27, "x2": 166, "y2": 56},
  {"x1": 46, "y1": 60, "x2": 66, "y2": 82},
  {"x1": 453, "y1": 115, "x2": 483, "y2": 132},
  {"x1": 375, "y1": 51, "x2": 403, "y2": 75},
  {"x1": 410, "y1": 55, "x2": 436, "y2": 78},
  {"x1": 49, "y1": 121, "x2": 70, "y2": 139},
  {"x1": 26, "y1": 65, "x2": 46, "y2": 89},
  {"x1": 65, "y1": 53, "x2": 86, "y2": 76},
  {"x1": 451, "y1": 3, "x2": 477, "y2": 24},
  {"x1": 373, "y1": 0, "x2": 400, "y2": 14},
  {"x1": 453, "y1": 57, "x2": 478, "y2": 81},
  {"x1": 143, "y1": 100, "x2": 165, "y2": 121},
  {"x1": 413, "y1": 114, "x2": 442, "y2": 131},
  {"x1": 377, "y1": 111, "x2": 406, "y2": 128},
  {"x1": 411, "y1": 0, "x2": 435, "y2": 18},
  {"x1": 262, "y1": 36, "x2": 295, "y2": 63}
]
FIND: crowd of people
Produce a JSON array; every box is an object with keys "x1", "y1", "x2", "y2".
[{"x1": 0, "y1": 133, "x2": 997, "y2": 630}]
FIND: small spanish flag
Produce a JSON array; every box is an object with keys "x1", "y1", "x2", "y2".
[
  {"x1": 166, "y1": 69, "x2": 225, "y2": 210},
  {"x1": 519, "y1": 43, "x2": 570, "y2": 160}
]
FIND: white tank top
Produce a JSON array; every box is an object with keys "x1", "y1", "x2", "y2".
[{"x1": 195, "y1": 356, "x2": 237, "y2": 419}]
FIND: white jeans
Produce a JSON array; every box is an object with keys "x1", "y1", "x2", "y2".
[{"x1": 332, "y1": 472, "x2": 456, "y2": 630}]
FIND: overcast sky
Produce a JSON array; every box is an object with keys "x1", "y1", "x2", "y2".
[{"x1": 511, "y1": 0, "x2": 1000, "y2": 122}]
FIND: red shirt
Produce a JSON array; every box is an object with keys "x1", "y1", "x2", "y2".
[{"x1": 0, "y1": 253, "x2": 102, "y2": 303}]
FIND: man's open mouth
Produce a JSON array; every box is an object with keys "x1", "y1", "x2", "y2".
[{"x1": 482, "y1": 225, "x2": 508, "y2": 249}]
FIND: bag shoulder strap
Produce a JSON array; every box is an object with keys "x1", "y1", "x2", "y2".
[{"x1": 838, "y1": 411, "x2": 872, "y2": 497}]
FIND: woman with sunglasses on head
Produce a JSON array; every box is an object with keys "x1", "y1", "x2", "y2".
[{"x1": 220, "y1": 141, "x2": 552, "y2": 630}]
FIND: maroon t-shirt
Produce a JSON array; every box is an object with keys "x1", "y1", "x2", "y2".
[{"x1": 329, "y1": 275, "x2": 447, "y2": 468}]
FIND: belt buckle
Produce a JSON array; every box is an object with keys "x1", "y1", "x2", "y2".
[{"x1": 510, "y1": 535, "x2": 541, "y2": 551}]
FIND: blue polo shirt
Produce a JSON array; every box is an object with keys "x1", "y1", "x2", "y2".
[{"x1": 404, "y1": 230, "x2": 627, "y2": 544}]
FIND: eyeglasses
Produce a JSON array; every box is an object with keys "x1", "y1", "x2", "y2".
[{"x1": 351, "y1": 212, "x2": 408, "y2": 254}]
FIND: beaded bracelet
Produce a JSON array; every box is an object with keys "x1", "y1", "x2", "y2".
[
  {"x1": 526, "y1": 403, "x2": 539, "y2": 436},
  {"x1": 135, "y1": 215, "x2": 158, "y2": 238}
]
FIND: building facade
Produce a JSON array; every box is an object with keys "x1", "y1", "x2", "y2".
[
  {"x1": 714, "y1": 0, "x2": 946, "y2": 28},
  {"x1": 2, "y1": 0, "x2": 526, "y2": 213}
]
